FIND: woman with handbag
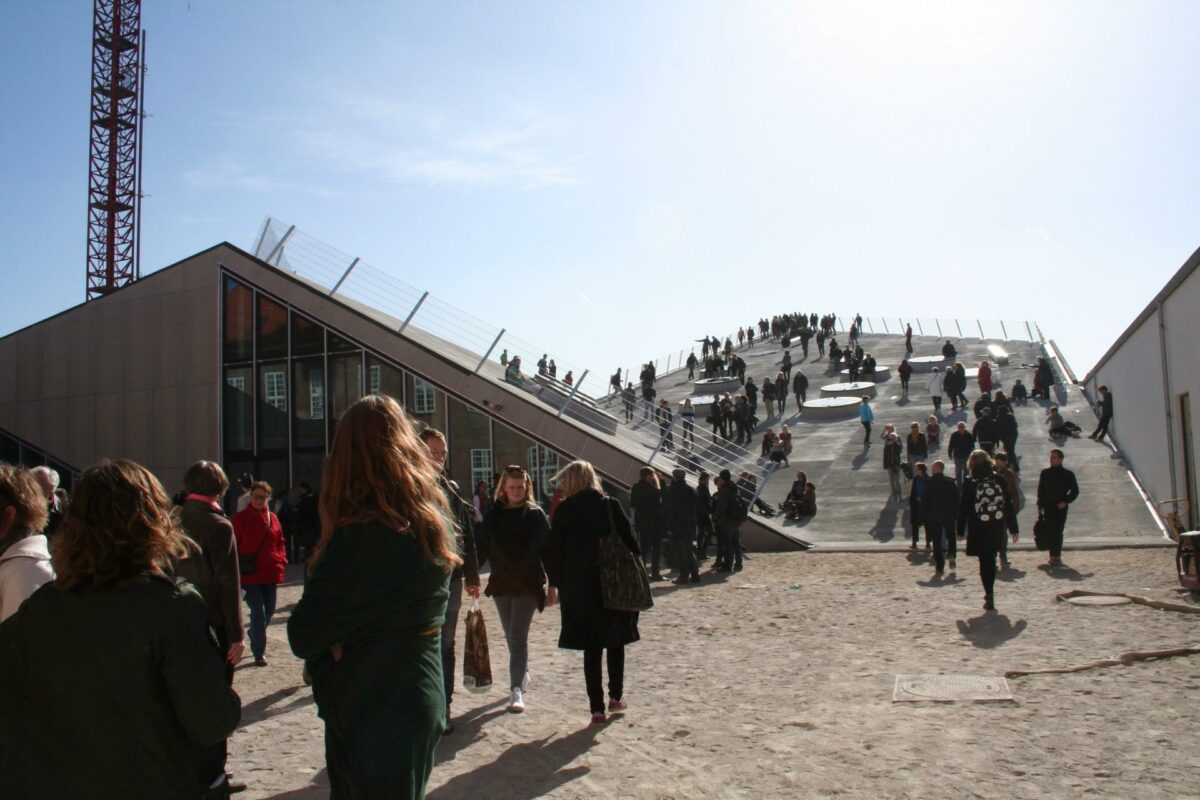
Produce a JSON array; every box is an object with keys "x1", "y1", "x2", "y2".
[
  {"x1": 233, "y1": 480, "x2": 287, "y2": 666},
  {"x1": 547, "y1": 460, "x2": 642, "y2": 725},
  {"x1": 476, "y1": 465, "x2": 556, "y2": 714}
]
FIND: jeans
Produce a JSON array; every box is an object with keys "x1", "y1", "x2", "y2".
[
  {"x1": 862, "y1": 421, "x2": 872, "y2": 444},
  {"x1": 976, "y1": 541, "x2": 1000, "y2": 605},
  {"x1": 888, "y1": 467, "x2": 903, "y2": 496},
  {"x1": 1092, "y1": 415, "x2": 1111, "y2": 441},
  {"x1": 953, "y1": 457, "x2": 967, "y2": 486},
  {"x1": 243, "y1": 583, "x2": 278, "y2": 661},
  {"x1": 932, "y1": 395, "x2": 942, "y2": 412},
  {"x1": 696, "y1": 514, "x2": 714, "y2": 558},
  {"x1": 442, "y1": 576, "x2": 464, "y2": 708},
  {"x1": 1041, "y1": 508, "x2": 1068, "y2": 558},
  {"x1": 494, "y1": 594, "x2": 538, "y2": 691},
  {"x1": 584, "y1": 647, "x2": 625, "y2": 713}
]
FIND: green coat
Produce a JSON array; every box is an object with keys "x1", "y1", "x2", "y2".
[
  {"x1": 0, "y1": 575, "x2": 241, "y2": 800},
  {"x1": 288, "y1": 521, "x2": 450, "y2": 800}
]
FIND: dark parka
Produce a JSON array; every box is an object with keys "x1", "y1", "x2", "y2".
[
  {"x1": 629, "y1": 480, "x2": 666, "y2": 539},
  {"x1": 546, "y1": 490, "x2": 640, "y2": 650},
  {"x1": 662, "y1": 480, "x2": 699, "y2": 544},
  {"x1": 924, "y1": 472, "x2": 960, "y2": 523},
  {"x1": 178, "y1": 498, "x2": 245, "y2": 644},
  {"x1": 0, "y1": 576, "x2": 241, "y2": 800},
  {"x1": 439, "y1": 476, "x2": 481, "y2": 586}
]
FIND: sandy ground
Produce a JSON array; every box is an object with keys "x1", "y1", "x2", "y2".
[{"x1": 230, "y1": 548, "x2": 1200, "y2": 800}]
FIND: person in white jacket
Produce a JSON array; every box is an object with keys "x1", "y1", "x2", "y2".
[
  {"x1": 0, "y1": 464, "x2": 55, "y2": 622},
  {"x1": 928, "y1": 367, "x2": 945, "y2": 415}
]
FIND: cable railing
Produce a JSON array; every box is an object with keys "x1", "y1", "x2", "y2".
[{"x1": 252, "y1": 218, "x2": 778, "y2": 488}]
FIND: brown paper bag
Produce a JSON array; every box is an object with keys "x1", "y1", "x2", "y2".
[{"x1": 462, "y1": 598, "x2": 492, "y2": 693}]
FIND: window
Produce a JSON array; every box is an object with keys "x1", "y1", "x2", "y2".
[
  {"x1": 470, "y1": 449, "x2": 493, "y2": 491},
  {"x1": 368, "y1": 364, "x2": 381, "y2": 395},
  {"x1": 291, "y1": 312, "x2": 324, "y2": 356},
  {"x1": 223, "y1": 366, "x2": 254, "y2": 453},
  {"x1": 530, "y1": 446, "x2": 560, "y2": 500},
  {"x1": 413, "y1": 378, "x2": 436, "y2": 414},
  {"x1": 257, "y1": 295, "x2": 288, "y2": 359},
  {"x1": 264, "y1": 370, "x2": 287, "y2": 411},
  {"x1": 226, "y1": 375, "x2": 245, "y2": 391},
  {"x1": 222, "y1": 277, "x2": 253, "y2": 363},
  {"x1": 310, "y1": 369, "x2": 325, "y2": 420}
]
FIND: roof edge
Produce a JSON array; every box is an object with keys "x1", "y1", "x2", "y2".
[{"x1": 1082, "y1": 243, "x2": 1200, "y2": 385}]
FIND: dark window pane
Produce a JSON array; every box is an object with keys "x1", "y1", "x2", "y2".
[
  {"x1": 0, "y1": 434, "x2": 18, "y2": 465},
  {"x1": 259, "y1": 363, "x2": 289, "y2": 452},
  {"x1": 328, "y1": 331, "x2": 359, "y2": 354},
  {"x1": 366, "y1": 356, "x2": 405, "y2": 402},
  {"x1": 446, "y1": 397, "x2": 491, "y2": 490},
  {"x1": 257, "y1": 295, "x2": 288, "y2": 360},
  {"x1": 292, "y1": 451, "x2": 325, "y2": 493},
  {"x1": 329, "y1": 353, "x2": 363, "y2": 445},
  {"x1": 256, "y1": 458, "x2": 289, "y2": 497},
  {"x1": 224, "y1": 366, "x2": 254, "y2": 453},
  {"x1": 17, "y1": 445, "x2": 45, "y2": 468},
  {"x1": 223, "y1": 277, "x2": 253, "y2": 363},
  {"x1": 292, "y1": 357, "x2": 325, "y2": 449},
  {"x1": 291, "y1": 312, "x2": 324, "y2": 356}
]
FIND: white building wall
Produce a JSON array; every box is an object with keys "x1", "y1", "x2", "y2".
[{"x1": 1085, "y1": 260, "x2": 1200, "y2": 527}]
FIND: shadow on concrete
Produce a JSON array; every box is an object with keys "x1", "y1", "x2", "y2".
[
  {"x1": 955, "y1": 613, "x2": 1028, "y2": 649},
  {"x1": 851, "y1": 448, "x2": 871, "y2": 471},
  {"x1": 429, "y1": 725, "x2": 602, "y2": 799},
  {"x1": 262, "y1": 769, "x2": 329, "y2": 799},
  {"x1": 1036, "y1": 563, "x2": 1095, "y2": 581},
  {"x1": 869, "y1": 502, "x2": 900, "y2": 543},
  {"x1": 242, "y1": 684, "x2": 314, "y2": 725}
]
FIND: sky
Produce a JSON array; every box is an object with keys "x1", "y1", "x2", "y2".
[{"x1": 2, "y1": 1, "x2": 1198, "y2": 393}]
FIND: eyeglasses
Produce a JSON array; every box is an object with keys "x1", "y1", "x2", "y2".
[{"x1": 503, "y1": 465, "x2": 527, "y2": 476}]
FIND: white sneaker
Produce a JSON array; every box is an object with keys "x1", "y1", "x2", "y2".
[
  {"x1": 509, "y1": 688, "x2": 525, "y2": 713},
  {"x1": 521, "y1": 671, "x2": 531, "y2": 693}
]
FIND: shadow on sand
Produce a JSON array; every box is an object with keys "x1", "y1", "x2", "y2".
[
  {"x1": 429, "y1": 724, "x2": 603, "y2": 800},
  {"x1": 956, "y1": 612, "x2": 1028, "y2": 649}
]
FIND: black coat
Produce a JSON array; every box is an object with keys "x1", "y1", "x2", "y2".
[
  {"x1": 957, "y1": 469, "x2": 1019, "y2": 556},
  {"x1": 629, "y1": 480, "x2": 665, "y2": 536},
  {"x1": 1036, "y1": 465, "x2": 1079, "y2": 512},
  {"x1": 547, "y1": 490, "x2": 641, "y2": 651},
  {"x1": 948, "y1": 430, "x2": 976, "y2": 459},
  {"x1": 924, "y1": 473, "x2": 960, "y2": 522},
  {"x1": 477, "y1": 505, "x2": 552, "y2": 609},
  {"x1": 440, "y1": 477, "x2": 481, "y2": 585},
  {"x1": 973, "y1": 416, "x2": 999, "y2": 445},
  {"x1": 662, "y1": 481, "x2": 698, "y2": 541},
  {"x1": 0, "y1": 576, "x2": 241, "y2": 799}
]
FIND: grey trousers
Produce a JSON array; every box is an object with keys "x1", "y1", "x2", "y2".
[{"x1": 493, "y1": 594, "x2": 539, "y2": 690}]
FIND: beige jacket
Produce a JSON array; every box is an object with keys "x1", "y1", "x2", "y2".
[{"x1": 0, "y1": 533, "x2": 55, "y2": 622}]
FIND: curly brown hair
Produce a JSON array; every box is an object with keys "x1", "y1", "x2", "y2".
[
  {"x1": 0, "y1": 464, "x2": 49, "y2": 538},
  {"x1": 310, "y1": 395, "x2": 460, "y2": 574},
  {"x1": 53, "y1": 459, "x2": 187, "y2": 590}
]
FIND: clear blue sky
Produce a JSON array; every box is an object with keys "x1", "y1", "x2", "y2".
[{"x1": 2, "y1": 1, "x2": 1198, "y2": 385}]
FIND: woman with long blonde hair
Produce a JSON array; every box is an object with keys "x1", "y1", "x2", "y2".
[
  {"x1": 546, "y1": 460, "x2": 641, "y2": 725},
  {"x1": 475, "y1": 464, "x2": 554, "y2": 713},
  {"x1": 288, "y1": 395, "x2": 459, "y2": 799}
]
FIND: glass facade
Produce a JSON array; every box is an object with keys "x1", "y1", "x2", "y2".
[
  {"x1": 219, "y1": 272, "x2": 560, "y2": 506},
  {"x1": 0, "y1": 429, "x2": 77, "y2": 490}
]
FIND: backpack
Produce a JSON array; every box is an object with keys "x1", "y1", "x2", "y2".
[{"x1": 973, "y1": 473, "x2": 1007, "y2": 524}]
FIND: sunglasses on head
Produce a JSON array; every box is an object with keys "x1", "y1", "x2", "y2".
[{"x1": 503, "y1": 465, "x2": 527, "y2": 476}]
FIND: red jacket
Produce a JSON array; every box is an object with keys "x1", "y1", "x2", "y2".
[
  {"x1": 232, "y1": 506, "x2": 288, "y2": 585},
  {"x1": 978, "y1": 363, "x2": 993, "y2": 392}
]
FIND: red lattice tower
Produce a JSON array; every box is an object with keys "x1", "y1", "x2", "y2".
[{"x1": 86, "y1": 0, "x2": 144, "y2": 300}]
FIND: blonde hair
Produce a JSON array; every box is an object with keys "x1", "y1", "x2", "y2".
[
  {"x1": 494, "y1": 466, "x2": 537, "y2": 508},
  {"x1": 552, "y1": 460, "x2": 604, "y2": 499}
]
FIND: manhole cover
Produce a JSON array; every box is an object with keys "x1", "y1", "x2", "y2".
[
  {"x1": 893, "y1": 674, "x2": 1014, "y2": 702},
  {"x1": 1064, "y1": 595, "x2": 1132, "y2": 606}
]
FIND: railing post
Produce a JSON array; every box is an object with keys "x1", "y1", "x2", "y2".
[
  {"x1": 748, "y1": 463, "x2": 777, "y2": 515},
  {"x1": 898, "y1": 318, "x2": 904, "y2": 333},
  {"x1": 666, "y1": 354, "x2": 673, "y2": 373},
  {"x1": 329, "y1": 257, "x2": 360, "y2": 296},
  {"x1": 916, "y1": 319, "x2": 924, "y2": 336},
  {"x1": 867, "y1": 318, "x2": 874, "y2": 333},
  {"x1": 883, "y1": 319, "x2": 890, "y2": 334},
  {"x1": 475, "y1": 328, "x2": 506, "y2": 373},
  {"x1": 398, "y1": 291, "x2": 429, "y2": 334},
  {"x1": 557, "y1": 369, "x2": 589, "y2": 416},
  {"x1": 977, "y1": 319, "x2": 985, "y2": 339},
  {"x1": 646, "y1": 410, "x2": 679, "y2": 465},
  {"x1": 262, "y1": 224, "x2": 295, "y2": 266},
  {"x1": 955, "y1": 319, "x2": 963, "y2": 338},
  {"x1": 1025, "y1": 321, "x2": 1034, "y2": 341},
  {"x1": 935, "y1": 319, "x2": 942, "y2": 337},
  {"x1": 1000, "y1": 320, "x2": 1008, "y2": 340}
]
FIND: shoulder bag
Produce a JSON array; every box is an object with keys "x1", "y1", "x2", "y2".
[
  {"x1": 238, "y1": 514, "x2": 271, "y2": 575},
  {"x1": 598, "y1": 497, "x2": 654, "y2": 612}
]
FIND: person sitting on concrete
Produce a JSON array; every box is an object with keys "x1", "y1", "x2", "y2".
[
  {"x1": 781, "y1": 471, "x2": 809, "y2": 519},
  {"x1": 1011, "y1": 379, "x2": 1029, "y2": 404},
  {"x1": 942, "y1": 340, "x2": 957, "y2": 360},
  {"x1": 1047, "y1": 406, "x2": 1081, "y2": 438}
]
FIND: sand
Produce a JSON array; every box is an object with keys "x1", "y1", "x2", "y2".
[{"x1": 230, "y1": 547, "x2": 1200, "y2": 799}]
